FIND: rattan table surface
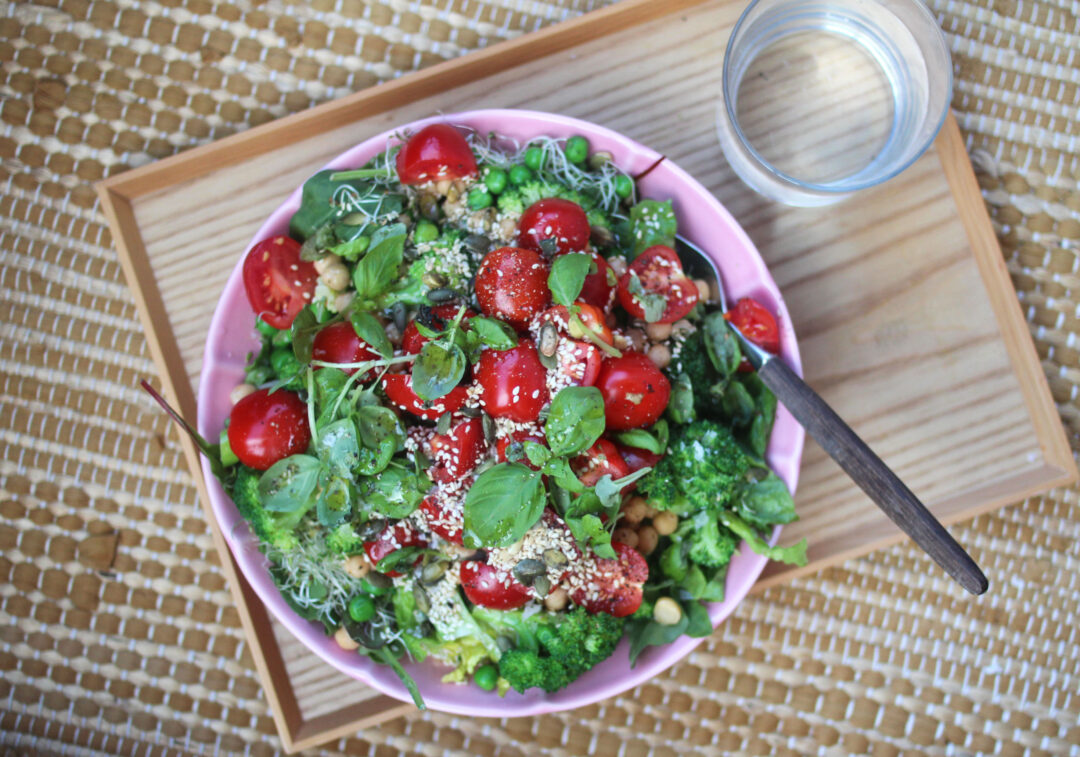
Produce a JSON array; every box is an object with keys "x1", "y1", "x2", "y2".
[{"x1": 1, "y1": 1, "x2": 1078, "y2": 755}]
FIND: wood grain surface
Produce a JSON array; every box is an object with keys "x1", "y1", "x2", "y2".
[{"x1": 97, "y1": 0, "x2": 1075, "y2": 748}]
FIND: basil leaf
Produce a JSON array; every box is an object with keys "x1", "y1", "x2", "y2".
[
  {"x1": 628, "y1": 199, "x2": 677, "y2": 256},
  {"x1": 313, "y1": 367, "x2": 349, "y2": 429},
  {"x1": 548, "y1": 253, "x2": 592, "y2": 307},
  {"x1": 700, "y1": 565, "x2": 728, "y2": 602},
  {"x1": 354, "y1": 404, "x2": 404, "y2": 450},
  {"x1": 412, "y1": 341, "x2": 466, "y2": 401},
  {"x1": 544, "y1": 386, "x2": 605, "y2": 457},
  {"x1": 299, "y1": 223, "x2": 337, "y2": 261},
  {"x1": 352, "y1": 223, "x2": 406, "y2": 298},
  {"x1": 522, "y1": 441, "x2": 551, "y2": 468},
  {"x1": 258, "y1": 455, "x2": 323, "y2": 513},
  {"x1": 564, "y1": 513, "x2": 616, "y2": 559},
  {"x1": 594, "y1": 468, "x2": 653, "y2": 512},
  {"x1": 543, "y1": 457, "x2": 586, "y2": 494},
  {"x1": 469, "y1": 316, "x2": 518, "y2": 351},
  {"x1": 290, "y1": 306, "x2": 320, "y2": 362},
  {"x1": 744, "y1": 374, "x2": 777, "y2": 460},
  {"x1": 463, "y1": 463, "x2": 545, "y2": 547},
  {"x1": 349, "y1": 310, "x2": 392, "y2": 358},
  {"x1": 316, "y1": 475, "x2": 352, "y2": 528},
  {"x1": 364, "y1": 466, "x2": 424, "y2": 518},
  {"x1": 626, "y1": 271, "x2": 667, "y2": 323},
  {"x1": 355, "y1": 436, "x2": 395, "y2": 476},
  {"x1": 683, "y1": 600, "x2": 713, "y2": 637},
  {"x1": 330, "y1": 233, "x2": 370, "y2": 262},
  {"x1": 702, "y1": 311, "x2": 741, "y2": 379},
  {"x1": 315, "y1": 418, "x2": 361, "y2": 477},
  {"x1": 719, "y1": 510, "x2": 807, "y2": 566}
]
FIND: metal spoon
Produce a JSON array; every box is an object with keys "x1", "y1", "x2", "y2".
[{"x1": 674, "y1": 236, "x2": 989, "y2": 595}]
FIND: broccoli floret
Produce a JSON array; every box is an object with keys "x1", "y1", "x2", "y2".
[
  {"x1": 496, "y1": 191, "x2": 525, "y2": 217},
  {"x1": 636, "y1": 419, "x2": 753, "y2": 514},
  {"x1": 497, "y1": 607, "x2": 624, "y2": 694},
  {"x1": 228, "y1": 466, "x2": 312, "y2": 552},
  {"x1": 686, "y1": 515, "x2": 739, "y2": 568},
  {"x1": 667, "y1": 331, "x2": 725, "y2": 420},
  {"x1": 324, "y1": 521, "x2": 365, "y2": 556}
]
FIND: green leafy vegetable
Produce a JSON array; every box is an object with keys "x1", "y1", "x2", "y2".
[
  {"x1": 463, "y1": 463, "x2": 545, "y2": 547},
  {"x1": 349, "y1": 310, "x2": 393, "y2": 358},
  {"x1": 718, "y1": 510, "x2": 807, "y2": 566},
  {"x1": 702, "y1": 311, "x2": 740, "y2": 379},
  {"x1": 736, "y1": 472, "x2": 797, "y2": 530},
  {"x1": 258, "y1": 455, "x2": 322, "y2": 513},
  {"x1": 544, "y1": 386, "x2": 605, "y2": 457},
  {"x1": 352, "y1": 223, "x2": 406, "y2": 298},
  {"x1": 628, "y1": 199, "x2": 677, "y2": 256},
  {"x1": 548, "y1": 252, "x2": 592, "y2": 307},
  {"x1": 315, "y1": 419, "x2": 361, "y2": 477},
  {"x1": 564, "y1": 513, "x2": 616, "y2": 559},
  {"x1": 315, "y1": 475, "x2": 352, "y2": 528},
  {"x1": 469, "y1": 316, "x2": 518, "y2": 350},
  {"x1": 411, "y1": 341, "x2": 467, "y2": 401},
  {"x1": 626, "y1": 271, "x2": 667, "y2": 323},
  {"x1": 363, "y1": 466, "x2": 426, "y2": 518},
  {"x1": 290, "y1": 306, "x2": 320, "y2": 363},
  {"x1": 614, "y1": 420, "x2": 668, "y2": 455}
]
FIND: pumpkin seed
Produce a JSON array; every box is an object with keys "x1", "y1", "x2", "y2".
[
  {"x1": 418, "y1": 193, "x2": 441, "y2": 221},
  {"x1": 463, "y1": 234, "x2": 491, "y2": 257},
  {"x1": 422, "y1": 271, "x2": 448, "y2": 289},
  {"x1": 460, "y1": 406, "x2": 482, "y2": 418},
  {"x1": 341, "y1": 212, "x2": 370, "y2": 226},
  {"x1": 426, "y1": 288, "x2": 457, "y2": 304},
  {"x1": 542, "y1": 549, "x2": 568, "y2": 569},
  {"x1": 591, "y1": 225, "x2": 614, "y2": 246},
  {"x1": 512, "y1": 559, "x2": 546, "y2": 586},
  {"x1": 482, "y1": 413, "x2": 495, "y2": 444},
  {"x1": 420, "y1": 560, "x2": 447, "y2": 585},
  {"x1": 358, "y1": 519, "x2": 386, "y2": 540},
  {"x1": 533, "y1": 575, "x2": 551, "y2": 598},
  {"x1": 389, "y1": 302, "x2": 407, "y2": 333},
  {"x1": 363, "y1": 571, "x2": 393, "y2": 592},
  {"x1": 538, "y1": 321, "x2": 559, "y2": 358},
  {"x1": 588, "y1": 150, "x2": 614, "y2": 170},
  {"x1": 436, "y1": 412, "x2": 452, "y2": 435},
  {"x1": 413, "y1": 584, "x2": 431, "y2": 614}
]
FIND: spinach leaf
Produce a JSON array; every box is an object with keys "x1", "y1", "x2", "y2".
[
  {"x1": 629, "y1": 199, "x2": 677, "y2": 256},
  {"x1": 469, "y1": 316, "x2": 518, "y2": 351},
  {"x1": 737, "y1": 472, "x2": 797, "y2": 529},
  {"x1": 411, "y1": 341, "x2": 466, "y2": 401},
  {"x1": 290, "y1": 306, "x2": 320, "y2": 363},
  {"x1": 626, "y1": 271, "x2": 667, "y2": 323},
  {"x1": 548, "y1": 252, "x2": 592, "y2": 307},
  {"x1": 258, "y1": 455, "x2": 323, "y2": 513},
  {"x1": 719, "y1": 510, "x2": 807, "y2": 566},
  {"x1": 315, "y1": 418, "x2": 360, "y2": 477},
  {"x1": 462, "y1": 463, "x2": 545, "y2": 547},
  {"x1": 544, "y1": 386, "x2": 605, "y2": 457},
  {"x1": 363, "y1": 466, "x2": 425, "y2": 518},
  {"x1": 683, "y1": 600, "x2": 713, "y2": 637},
  {"x1": 330, "y1": 233, "x2": 370, "y2": 262},
  {"x1": 702, "y1": 311, "x2": 741, "y2": 379},
  {"x1": 700, "y1": 565, "x2": 728, "y2": 602},
  {"x1": 349, "y1": 310, "x2": 393, "y2": 358},
  {"x1": 744, "y1": 374, "x2": 777, "y2": 460},
  {"x1": 564, "y1": 513, "x2": 616, "y2": 559},
  {"x1": 316, "y1": 475, "x2": 352, "y2": 528},
  {"x1": 666, "y1": 374, "x2": 695, "y2": 424},
  {"x1": 352, "y1": 223, "x2": 406, "y2": 298},
  {"x1": 627, "y1": 613, "x2": 689, "y2": 666},
  {"x1": 289, "y1": 170, "x2": 347, "y2": 240},
  {"x1": 720, "y1": 379, "x2": 755, "y2": 428}
]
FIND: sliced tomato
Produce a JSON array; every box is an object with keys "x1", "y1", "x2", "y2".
[
  {"x1": 572, "y1": 439, "x2": 631, "y2": 487},
  {"x1": 227, "y1": 389, "x2": 311, "y2": 471},
  {"x1": 560, "y1": 249, "x2": 615, "y2": 311},
  {"x1": 401, "y1": 305, "x2": 476, "y2": 355},
  {"x1": 726, "y1": 297, "x2": 780, "y2": 371},
  {"x1": 242, "y1": 236, "x2": 317, "y2": 330},
  {"x1": 363, "y1": 522, "x2": 428, "y2": 577},
  {"x1": 475, "y1": 247, "x2": 551, "y2": 329},
  {"x1": 460, "y1": 560, "x2": 531, "y2": 610},
  {"x1": 570, "y1": 542, "x2": 647, "y2": 617},
  {"x1": 474, "y1": 339, "x2": 549, "y2": 423},
  {"x1": 614, "y1": 443, "x2": 661, "y2": 475},
  {"x1": 595, "y1": 352, "x2": 671, "y2": 430},
  {"x1": 311, "y1": 321, "x2": 379, "y2": 377},
  {"x1": 428, "y1": 417, "x2": 486, "y2": 483},
  {"x1": 517, "y1": 198, "x2": 590, "y2": 255},
  {"x1": 616, "y1": 245, "x2": 698, "y2": 324},
  {"x1": 395, "y1": 123, "x2": 477, "y2": 185},
  {"x1": 382, "y1": 373, "x2": 468, "y2": 420},
  {"x1": 554, "y1": 339, "x2": 602, "y2": 388},
  {"x1": 419, "y1": 488, "x2": 467, "y2": 545},
  {"x1": 495, "y1": 429, "x2": 547, "y2": 469}
]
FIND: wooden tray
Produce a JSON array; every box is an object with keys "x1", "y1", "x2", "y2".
[{"x1": 96, "y1": 0, "x2": 1076, "y2": 750}]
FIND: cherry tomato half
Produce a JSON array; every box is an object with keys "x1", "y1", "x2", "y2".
[
  {"x1": 570, "y1": 542, "x2": 647, "y2": 617},
  {"x1": 475, "y1": 247, "x2": 551, "y2": 329},
  {"x1": 401, "y1": 305, "x2": 476, "y2": 355},
  {"x1": 517, "y1": 198, "x2": 590, "y2": 255},
  {"x1": 726, "y1": 297, "x2": 781, "y2": 357},
  {"x1": 227, "y1": 388, "x2": 311, "y2": 471},
  {"x1": 242, "y1": 236, "x2": 317, "y2": 330},
  {"x1": 616, "y1": 245, "x2": 698, "y2": 324},
  {"x1": 558, "y1": 340, "x2": 602, "y2": 388},
  {"x1": 419, "y1": 485, "x2": 469, "y2": 545},
  {"x1": 496, "y1": 429, "x2": 547, "y2": 469},
  {"x1": 560, "y1": 249, "x2": 615, "y2": 311},
  {"x1": 428, "y1": 417, "x2": 486, "y2": 483},
  {"x1": 614, "y1": 443, "x2": 662, "y2": 476},
  {"x1": 461, "y1": 560, "x2": 531, "y2": 610},
  {"x1": 572, "y1": 439, "x2": 631, "y2": 487},
  {"x1": 382, "y1": 373, "x2": 468, "y2": 420},
  {"x1": 363, "y1": 522, "x2": 428, "y2": 577},
  {"x1": 594, "y1": 352, "x2": 671, "y2": 430},
  {"x1": 395, "y1": 123, "x2": 477, "y2": 185},
  {"x1": 311, "y1": 321, "x2": 378, "y2": 377},
  {"x1": 475, "y1": 339, "x2": 549, "y2": 423}
]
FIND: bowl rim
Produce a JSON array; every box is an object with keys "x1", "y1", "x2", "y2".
[{"x1": 197, "y1": 108, "x2": 804, "y2": 716}]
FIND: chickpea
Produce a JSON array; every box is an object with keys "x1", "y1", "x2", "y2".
[
  {"x1": 645, "y1": 322, "x2": 673, "y2": 342},
  {"x1": 230, "y1": 383, "x2": 256, "y2": 405},
  {"x1": 653, "y1": 510, "x2": 679, "y2": 536},
  {"x1": 544, "y1": 587, "x2": 569, "y2": 611},
  {"x1": 314, "y1": 254, "x2": 342, "y2": 275},
  {"x1": 385, "y1": 322, "x2": 402, "y2": 346},
  {"x1": 343, "y1": 554, "x2": 370, "y2": 579},
  {"x1": 622, "y1": 496, "x2": 649, "y2": 525},
  {"x1": 693, "y1": 278, "x2": 712, "y2": 301},
  {"x1": 498, "y1": 217, "x2": 517, "y2": 240},
  {"x1": 671, "y1": 319, "x2": 695, "y2": 339},
  {"x1": 625, "y1": 328, "x2": 648, "y2": 352},
  {"x1": 334, "y1": 626, "x2": 360, "y2": 651},
  {"x1": 331, "y1": 291, "x2": 355, "y2": 313},
  {"x1": 653, "y1": 597, "x2": 683, "y2": 626},
  {"x1": 320, "y1": 262, "x2": 350, "y2": 292},
  {"x1": 643, "y1": 502, "x2": 660, "y2": 519},
  {"x1": 612, "y1": 526, "x2": 639, "y2": 549},
  {"x1": 647, "y1": 343, "x2": 671, "y2": 369},
  {"x1": 637, "y1": 525, "x2": 659, "y2": 556},
  {"x1": 435, "y1": 178, "x2": 453, "y2": 195}
]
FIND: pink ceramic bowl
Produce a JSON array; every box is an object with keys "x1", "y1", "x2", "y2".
[{"x1": 198, "y1": 109, "x2": 804, "y2": 716}]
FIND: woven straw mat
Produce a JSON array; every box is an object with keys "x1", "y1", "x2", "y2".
[{"x1": 1, "y1": 0, "x2": 1078, "y2": 755}]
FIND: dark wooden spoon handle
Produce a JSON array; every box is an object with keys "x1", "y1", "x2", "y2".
[{"x1": 758, "y1": 357, "x2": 989, "y2": 595}]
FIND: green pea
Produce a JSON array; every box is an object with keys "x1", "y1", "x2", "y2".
[
  {"x1": 271, "y1": 328, "x2": 293, "y2": 348},
  {"x1": 508, "y1": 164, "x2": 533, "y2": 186},
  {"x1": 564, "y1": 135, "x2": 589, "y2": 165},
  {"x1": 523, "y1": 146, "x2": 545, "y2": 171},
  {"x1": 255, "y1": 318, "x2": 278, "y2": 338},
  {"x1": 414, "y1": 219, "x2": 439, "y2": 243},
  {"x1": 614, "y1": 174, "x2": 634, "y2": 199},
  {"x1": 347, "y1": 595, "x2": 376, "y2": 623},
  {"x1": 473, "y1": 664, "x2": 498, "y2": 691},
  {"x1": 270, "y1": 347, "x2": 303, "y2": 380},
  {"x1": 244, "y1": 365, "x2": 272, "y2": 386},
  {"x1": 467, "y1": 188, "x2": 493, "y2": 210},
  {"x1": 484, "y1": 167, "x2": 508, "y2": 195}
]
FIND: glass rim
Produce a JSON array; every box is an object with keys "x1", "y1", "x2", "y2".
[{"x1": 721, "y1": 0, "x2": 954, "y2": 195}]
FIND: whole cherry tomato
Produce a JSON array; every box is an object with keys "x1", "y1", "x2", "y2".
[
  {"x1": 311, "y1": 321, "x2": 378, "y2": 376},
  {"x1": 726, "y1": 297, "x2": 781, "y2": 361},
  {"x1": 227, "y1": 388, "x2": 311, "y2": 470},
  {"x1": 517, "y1": 198, "x2": 591, "y2": 255},
  {"x1": 428, "y1": 417, "x2": 486, "y2": 483},
  {"x1": 496, "y1": 429, "x2": 547, "y2": 469},
  {"x1": 242, "y1": 236, "x2": 317, "y2": 330},
  {"x1": 395, "y1": 123, "x2": 477, "y2": 185},
  {"x1": 594, "y1": 352, "x2": 671, "y2": 430},
  {"x1": 363, "y1": 522, "x2": 428, "y2": 577},
  {"x1": 616, "y1": 245, "x2": 698, "y2": 324},
  {"x1": 475, "y1": 340, "x2": 549, "y2": 423},
  {"x1": 475, "y1": 247, "x2": 551, "y2": 329},
  {"x1": 569, "y1": 542, "x2": 647, "y2": 617},
  {"x1": 460, "y1": 560, "x2": 531, "y2": 610},
  {"x1": 401, "y1": 305, "x2": 475, "y2": 355},
  {"x1": 382, "y1": 373, "x2": 468, "y2": 420},
  {"x1": 559, "y1": 249, "x2": 615, "y2": 310},
  {"x1": 572, "y1": 439, "x2": 631, "y2": 487}
]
